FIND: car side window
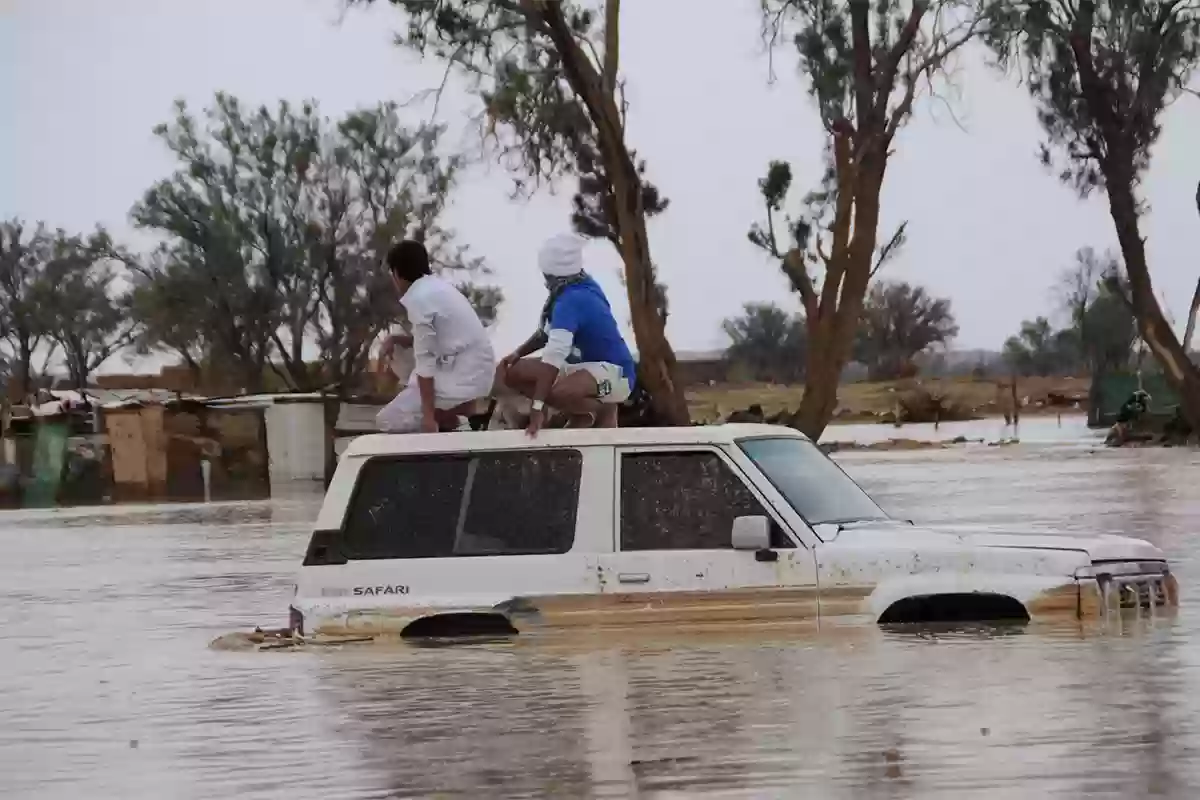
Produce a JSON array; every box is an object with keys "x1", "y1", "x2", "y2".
[
  {"x1": 342, "y1": 450, "x2": 582, "y2": 559},
  {"x1": 619, "y1": 450, "x2": 793, "y2": 551}
]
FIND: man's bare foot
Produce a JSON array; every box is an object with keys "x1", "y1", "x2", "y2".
[{"x1": 564, "y1": 412, "x2": 597, "y2": 429}]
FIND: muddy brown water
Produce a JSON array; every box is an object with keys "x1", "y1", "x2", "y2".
[{"x1": 3, "y1": 425, "x2": 1200, "y2": 798}]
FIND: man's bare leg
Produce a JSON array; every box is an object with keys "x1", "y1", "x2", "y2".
[
  {"x1": 546, "y1": 370, "x2": 605, "y2": 427},
  {"x1": 596, "y1": 404, "x2": 619, "y2": 428},
  {"x1": 501, "y1": 358, "x2": 607, "y2": 427},
  {"x1": 496, "y1": 358, "x2": 541, "y2": 397}
]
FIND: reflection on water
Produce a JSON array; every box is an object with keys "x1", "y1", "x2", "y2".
[{"x1": 2, "y1": 440, "x2": 1200, "y2": 798}]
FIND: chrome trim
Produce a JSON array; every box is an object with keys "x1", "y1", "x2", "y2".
[
  {"x1": 1093, "y1": 573, "x2": 1171, "y2": 616},
  {"x1": 1075, "y1": 561, "x2": 1168, "y2": 580}
]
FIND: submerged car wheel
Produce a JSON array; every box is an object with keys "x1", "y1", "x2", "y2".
[
  {"x1": 878, "y1": 593, "x2": 1030, "y2": 625},
  {"x1": 400, "y1": 613, "x2": 519, "y2": 639}
]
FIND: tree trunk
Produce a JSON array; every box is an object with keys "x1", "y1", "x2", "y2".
[
  {"x1": 1182, "y1": 275, "x2": 1200, "y2": 356},
  {"x1": 322, "y1": 389, "x2": 340, "y2": 489},
  {"x1": 793, "y1": 338, "x2": 842, "y2": 439},
  {"x1": 1104, "y1": 169, "x2": 1200, "y2": 431},
  {"x1": 787, "y1": 159, "x2": 884, "y2": 441},
  {"x1": 16, "y1": 340, "x2": 33, "y2": 399},
  {"x1": 608, "y1": 159, "x2": 690, "y2": 426},
  {"x1": 71, "y1": 359, "x2": 87, "y2": 392},
  {"x1": 536, "y1": 1, "x2": 690, "y2": 426}
]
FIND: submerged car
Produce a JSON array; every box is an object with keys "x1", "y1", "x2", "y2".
[{"x1": 289, "y1": 424, "x2": 1177, "y2": 639}]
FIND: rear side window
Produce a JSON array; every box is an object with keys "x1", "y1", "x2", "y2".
[
  {"x1": 341, "y1": 450, "x2": 582, "y2": 559},
  {"x1": 619, "y1": 450, "x2": 792, "y2": 551}
]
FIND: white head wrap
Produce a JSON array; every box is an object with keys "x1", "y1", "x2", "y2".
[{"x1": 538, "y1": 233, "x2": 586, "y2": 278}]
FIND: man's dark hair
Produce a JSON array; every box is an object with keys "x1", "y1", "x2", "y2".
[{"x1": 386, "y1": 240, "x2": 432, "y2": 283}]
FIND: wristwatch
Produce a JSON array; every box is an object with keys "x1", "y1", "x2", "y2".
[{"x1": 531, "y1": 399, "x2": 545, "y2": 412}]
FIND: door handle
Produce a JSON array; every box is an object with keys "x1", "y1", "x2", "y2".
[{"x1": 617, "y1": 573, "x2": 651, "y2": 584}]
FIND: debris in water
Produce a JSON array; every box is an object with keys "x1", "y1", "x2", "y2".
[{"x1": 208, "y1": 627, "x2": 377, "y2": 652}]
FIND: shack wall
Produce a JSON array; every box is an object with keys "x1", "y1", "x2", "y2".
[
  {"x1": 104, "y1": 406, "x2": 168, "y2": 501},
  {"x1": 264, "y1": 401, "x2": 325, "y2": 482},
  {"x1": 162, "y1": 405, "x2": 269, "y2": 501}
]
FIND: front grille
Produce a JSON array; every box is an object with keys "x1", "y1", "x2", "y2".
[{"x1": 1097, "y1": 572, "x2": 1173, "y2": 616}]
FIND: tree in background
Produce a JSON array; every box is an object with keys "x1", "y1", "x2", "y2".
[
  {"x1": 1184, "y1": 178, "x2": 1200, "y2": 355},
  {"x1": 130, "y1": 93, "x2": 495, "y2": 394},
  {"x1": 1082, "y1": 279, "x2": 1139, "y2": 374},
  {"x1": 126, "y1": 247, "x2": 214, "y2": 382},
  {"x1": 1056, "y1": 247, "x2": 1137, "y2": 376},
  {"x1": 854, "y1": 280, "x2": 958, "y2": 380},
  {"x1": 302, "y1": 104, "x2": 497, "y2": 393},
  {"x1": 0, "y1": 220, "x2": 57, "y2": 397},
  {"x1": 986, "y1": 0, "x2": 1200, "y2": 430},
  {"x1": 752, "y1": 0, "x2": 985, "y2": 440},
  {"x1": 1002, "y1": 253, "x2": 1138, "y2": 378},
  {"x1": 1002, "y1": 317, "x2": 1077, "y2": 376},
  {"x1": 353, "y1": 0, "x2": 689, "y2": 425},
  {"x1": 722, "y1": 303, "x2": 807, "y2": 383},
  {"x1": 37, "y1": 229, "x2": 137, "y2": 391},
  {"x1": 131, "y1": 96, "x2": 294, "y2": 392}
]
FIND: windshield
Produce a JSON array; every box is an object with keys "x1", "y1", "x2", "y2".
[{"x1": 738, "y1": 437, "x2": 889, "y2": 526}]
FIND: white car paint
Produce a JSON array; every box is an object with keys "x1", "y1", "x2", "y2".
[{"x1": 290, "y1": 425, "x2": 1176, "y2": 637}]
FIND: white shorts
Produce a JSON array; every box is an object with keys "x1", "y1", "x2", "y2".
[{"x1": 563, "y1": 362, "x2": 632, "y2": 405}]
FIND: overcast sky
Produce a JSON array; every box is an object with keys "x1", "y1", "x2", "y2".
[{"x1": 4, "y1": 0, "x2": 1199, "y2": 374}]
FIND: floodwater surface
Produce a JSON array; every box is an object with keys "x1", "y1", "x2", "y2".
[{"x1": 2, "y1": 430, "x2": 1200, "y2": 799}]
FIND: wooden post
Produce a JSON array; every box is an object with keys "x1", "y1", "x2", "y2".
[
  {"x1": 1010, "y1": 374, "x2": 1020, "y2": 428},
  {"x1": 322, "y1": 388, "x2": 339, "y2": 490}
]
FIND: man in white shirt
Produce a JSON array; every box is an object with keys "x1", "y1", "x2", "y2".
[{"x1": 375, "y1": 240, "x2": 496, "y2": 433}]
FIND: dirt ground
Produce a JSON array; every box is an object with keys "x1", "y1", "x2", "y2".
[{"x1": 686, "y1": 375, "x2": 1091, "y2": 425}]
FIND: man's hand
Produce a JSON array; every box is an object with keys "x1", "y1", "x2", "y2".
[
  {"x1": 379, "y1": 332, "x2": 414, "y2": 360},
  {"x1": 421, "y1": 411, "x2": 440, "y2": 434},
  {"x1": 525, "y1": 407, "x2": 544, "y2": 438},
  {"x1": 500, "y1": 351, "x2": 521, "y2": 371},
  {"x1": 379, "y1": 334, "x2": 397, "y2": 361}
]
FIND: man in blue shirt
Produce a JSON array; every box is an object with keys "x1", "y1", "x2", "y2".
[{"x1": 496, "y1": 232, "x2": 637, "y2": 436}]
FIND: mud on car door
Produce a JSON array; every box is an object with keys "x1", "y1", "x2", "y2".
[{"x1": 596, "y1": 447, "x2": 819, "y2": 628}]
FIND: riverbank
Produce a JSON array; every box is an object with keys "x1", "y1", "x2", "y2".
[{"x1": 686, "y1": 375, "x2": 1089, "y2": 424}]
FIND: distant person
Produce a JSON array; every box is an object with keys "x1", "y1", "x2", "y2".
[
  {"x1": 495, "y1": 232, "x2": 636, "y2": 436},
  {"x1": 375, "y1": 240, "x2": 495, "y2": 433}
]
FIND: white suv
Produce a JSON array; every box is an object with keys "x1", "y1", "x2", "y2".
[{"x1": 289, "y1": 424, "x2": 1176, "y2": 638}]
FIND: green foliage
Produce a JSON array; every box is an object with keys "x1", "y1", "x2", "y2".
[
  {"x1": 375, "y1": 0, "x2": 599, "y2": 186},
  {"x1": 747, "y1": 154, "x2": 909, "y2": 297},
  {"x1": 765, "y1": 0, "x2": 982, "y2": 130},
  {"x1": 356, "y1": 1, "x2": 669, "y2": 251},
  {"x1": 722, "y1": 302, "x2": 807, "y2": 382},
  {"x1": 984, "y1": 0, "x2": 1200, "y2": 195},
  {"x1": 1002, "y1": 256, "x2": 1137, "y2": 377},
  {"x1": 131, "y1": 93, "x2": 496, "y2": 392},
  {"x1": 0, "y1": 220, "x2": 58, "y2": 394},
  {"x1": 126, "y1": 248, "x2": 213, "y2": 377},
  {"x1": 1082, "y1": 282, "x2": 1139, "y2": 372},
  {"x1": 1054, "y1": 246, "x2": 1137, "y2": 373},
  {"x1": 749, "y1": 0, "x2": 985, "y2": 309},
  {"x1": 1002, "y1": 317, "x2": 1072, "y2": 376},
  {"x1": 854, "y1": 280, "x2": 959, "y2": 380},
  {"x1": 37, "y1": 229, "x2": 136, "y2": 390}
]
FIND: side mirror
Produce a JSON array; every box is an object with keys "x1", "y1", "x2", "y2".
[{"x1": 732, "y1": 515, "x2": 771, "y2": 551}]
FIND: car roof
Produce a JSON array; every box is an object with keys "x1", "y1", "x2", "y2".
[{"x1": 341, "y1": 423, "x2": 808, "y2": 458}]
